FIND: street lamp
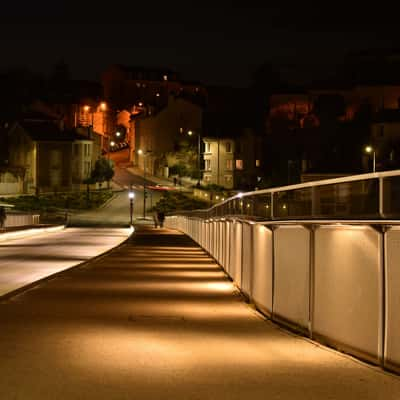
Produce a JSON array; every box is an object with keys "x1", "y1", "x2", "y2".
[
  {"x1": 187, "y1": 130, "x2": 202, "y2": 187},
  {"x1": 128, "y1": 190, "x2": 135, "y2": 226},
  {"x1": 108, "y1": 141, "x2": 115, "y2": 161},
  {"x1": 365, "y1": 145, "x2": 376, "y2": 172}
]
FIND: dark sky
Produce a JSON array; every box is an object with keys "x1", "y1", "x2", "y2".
[{"x1": 1, "y1": 1, "x2": 399, "y2": 87}]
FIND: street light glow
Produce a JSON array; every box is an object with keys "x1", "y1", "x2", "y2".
[
  {"x1": 138, "y1": 149, "x2": 143, "y2": 155},
  {"x1": 365, "y1": 145, "x2": 373, "y2": 153},
  {"x1": 83, "y1": 105, "x2": 90, "y2": 112},
  {"x1": 129, "y1": 192, "x2": 135, "y2": 199},
  {"x1": 116, "y1": 132, "x2": 121, "y2": 137},
  {"x1": 110, "y1": 141, "x2": 115, "y2": 147},
  {"x1": 100, "y1": 102, "x2": 107, "y2": 111},
  {"x1": 188, "y1": 130, "x2": 193, "y2": 136}
]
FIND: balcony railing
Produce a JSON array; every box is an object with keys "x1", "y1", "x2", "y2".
[{"x1": 173, "y1": 170, "x2": 400, "y2": 220}]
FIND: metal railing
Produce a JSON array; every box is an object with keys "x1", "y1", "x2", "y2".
[{"x1": 172, "y1": 170, "x2": 400, "y2": 220}]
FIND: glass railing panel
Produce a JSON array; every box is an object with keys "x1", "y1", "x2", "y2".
[
  {"x1": 382, "y1": 176, "x2": 400, "y2": 218},
  {"x1": 253, "y1": 194, "x2": 272, "y2": 220},
  {"x1": 273, "y1": 188, "x2": 312, "y2": 219},
  {"x1": 312, "y1": 180, "x2": 379, "y2": 218}
]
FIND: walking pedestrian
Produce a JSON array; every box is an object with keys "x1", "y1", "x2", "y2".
[
  {"x1": 0, "y1": 207, "x2": 6, "y2": 230},
  {"x1": 153, "y1": 211, "x2": 159, "y2": 228},
  {"x1": 157, "y1": 211, "x2": 165, "y2": 228}
]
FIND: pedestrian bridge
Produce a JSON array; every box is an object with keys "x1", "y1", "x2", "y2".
[{"x1": 165, "y1": 170, "x2": 400, "y2": 374}]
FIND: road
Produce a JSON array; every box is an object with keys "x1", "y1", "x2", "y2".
[
  {"x1": 70, "y1": 151, "x2": 163, "y2": 226},
  {"x1": 0, "y1": 227, "x2": 130, "y2": 297},
  {"x1": 0, "y1": 227, "x2": 399, "y2": 399}
]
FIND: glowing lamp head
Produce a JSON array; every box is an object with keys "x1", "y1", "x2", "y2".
[
  {"x1": 100, "y1": 102, "x2": 107, "y2": 111},
  {"x1": 129, "y1": 191, "x2": 135, "y2": 199},
  {"x1": 110, "y1": 141, "x2": 115, "y2": 147},
  {"x1": 138, "y1": 149, "x2": 143, "y2": 155},
  {"x1": 83, "y1": 105, "x2": 90, "y2": 112},
  {"x1": 188, "y1": 130, "x2": 193, "y2": 136},
  {"x1": 116, "y1": 131, "x2": 121, "y2": 137},
  {"x1": 365, "y1": 145, "x2": 373, "y2": 154}
]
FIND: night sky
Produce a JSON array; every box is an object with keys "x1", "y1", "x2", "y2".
[{"x1": 1, "y1": 1, "x2": 399, "y2": 87}]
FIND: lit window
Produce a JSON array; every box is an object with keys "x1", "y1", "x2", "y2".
[
  {"x1": 205, "y1": 142, "x2": 211, "y2": 153},
  {"x1": 256, "y1": 159, "x2": 260, "y2": 167},
  {"x1": 236, "y1": 160, "x2": 243, "y2": 170},
  {"x1": 225, "y1": 142, "x2": 232, "y2": 153},
  {"x1": 205, "y1": 159, "x2": 211, "y2": 171},
  {"x1": 226, "y1": 159, "x2": 233, "y2": 170}
]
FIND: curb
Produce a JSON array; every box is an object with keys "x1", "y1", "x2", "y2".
[{"x1": 0, "y1": 225, "x2": 66, "y2": 243}]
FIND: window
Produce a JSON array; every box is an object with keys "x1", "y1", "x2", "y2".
[
  {"x1": 205, "y1": 142, "x2": 211, "y2": 153},
  {"x1": 226, "y1": 159, "x2": 233, "y2": 170},
  {"x1": 236, "y1": 159, "x2": 243, "y2": 170},
  {"x1": 205, "y1": 159, "x2": 211, "y2": 171},
  {"x1": 255, "y1": 159, "x2": 260, "y2": 167},
  {"x1": 84, "y1": 143, "x2": 91, "y2": 157},
  {"x1": 224, "y1": 175, "x2": 233, "y2": 184},
  {"x1": 225, "y1": 142, "x2": 232, "y2": 153}
]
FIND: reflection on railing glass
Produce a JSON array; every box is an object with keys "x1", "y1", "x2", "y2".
[{"x1": 383, "y1": 176, "x2": 400, "y2": 218}]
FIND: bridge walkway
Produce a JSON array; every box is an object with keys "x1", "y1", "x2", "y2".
[{"x1": 0, "y1": 226, "x2": 399, "y2": 399}]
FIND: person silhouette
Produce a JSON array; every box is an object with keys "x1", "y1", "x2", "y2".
[{"x1": 157, "y1": 211, "x2": 165, "y2": 228}]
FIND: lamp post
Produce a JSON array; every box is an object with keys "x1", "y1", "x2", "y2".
[
  {"x1": 188, "y1": 130, "x2": 202, "y2": 187},
  {"x1": 138, "y1": 149, "x2": 150, "y2": 219},
  {"x1": 365, "y1": 145, "x2": 376, "y2": 172},
  {"x1": 108, "y1": 140, "x2": 115, "y2": 162},
  {"x1": 128, "y1": 190, "x2": 135, "y2": 226}
]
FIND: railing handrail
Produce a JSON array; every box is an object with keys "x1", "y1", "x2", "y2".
[
  {"x1": 215, "y1": 169, "x2": 400, "y2": 208},
  {"x1": 170, "y1": 169, "x2": 400, "y2": 220}
]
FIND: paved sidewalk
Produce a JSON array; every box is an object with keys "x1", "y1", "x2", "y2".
[
  {"x1": 0, "y1": 226, "x2": 399, "y2": 399},
  {"x1": 0, "y1": 227, "x2": 131, "y2": 297}
]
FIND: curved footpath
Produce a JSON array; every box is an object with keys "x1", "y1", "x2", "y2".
[
  {"x1": 0, "y1": 226, "x2": 131, "y2": 297},
  {"x1": 0, "y1": 226, "x2": 399, "y2": 399}
]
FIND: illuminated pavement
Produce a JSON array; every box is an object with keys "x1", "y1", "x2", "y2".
[
  {"x1": 0, "y1": 227, "x2": 399, "y2": 399},
  {"x1": 0, "y1": 227, "x2": 131, "y2": 297}
]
